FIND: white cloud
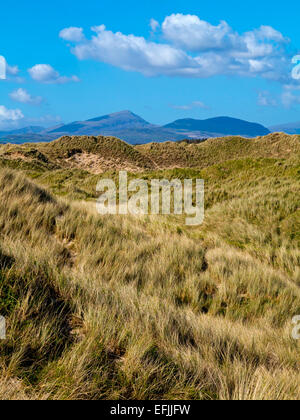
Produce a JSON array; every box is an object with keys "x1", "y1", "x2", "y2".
[
  {"x1": 0, "y1": 105, "x2": 23, "y2": 121},
  {"x1": 59, "y1": 27, "x2": 85, "y2": 42},
  {"x1": 252, "y1": 25, "x2": 286, "y2": 42},
  {"x1": 0, "y1": 110, "x2": 62, "y2": 131},
  {"x1": 71, "y1": 25, "x2": 197, "y2": 77},
  {"x1": 10, "y1": 88, "x2": 43, "y2": 105},
  {"x1": 280, "y1": 82, "x2": 300, "y2": 107},
  {"x1": 281, "y1": 90, "x2": 300, "y2": 108},
  {"x1": 0, "y1": 105, "x2": 24, "y2": 129},
  {"x1": 6, "y1": 64, "x2": 20, "y2": 76},
  {"x1": 162, "y1": 14, "x2": 288, "y2": 57},
  {"x1": 162, "y1": 14, "x2": 238, "y2": 52},
  {"x1": 257, "y1": 91, "x2": 277, "y2": 107},
  {"x1": 28, "y1": 64, "x2": 79, "y2": 84},
  {"x1": 150, "y1": 19, "x2": 160, "y2": 32},
  {"x1": 282, "y1": 82, "x2": 300, "y2": 91},
  {"x1": 171, "y1": 101, "x2": 208, "y2": 110},
  {"x1": 60, "y1": 15, "x2": 292, "y2": 84},
  {"x1": 1, "y1": 61, "x2": 24, "y2": 82}
]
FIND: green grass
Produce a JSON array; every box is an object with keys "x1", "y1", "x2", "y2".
[{"x1": 0, "y1": 133, "x2": 299, "y2": 400}]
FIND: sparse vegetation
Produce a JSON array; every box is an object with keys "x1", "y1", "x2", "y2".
[{"x1": 0, "y1": 133, "x2": 299, "y2": 400}]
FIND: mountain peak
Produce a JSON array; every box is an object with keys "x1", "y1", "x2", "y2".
[
  {"x1": 48, "y1": 110, "x2": 152, "y2": 136},
  {"x1": 110, "y1": 110, "x2": 135, "y2": 116},
  {"x1": 0, "y1": 112, "x2": 272, "y2": 145},
  {"x1": 86, "y1": 110, "x2": 149, "y2": 124}
]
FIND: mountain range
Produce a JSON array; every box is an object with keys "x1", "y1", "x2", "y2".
[
  {"x1": 269, "y1": 121, "x2": 300, "y2": 135},
  {"x1": 0, "y1": 110, "x2": 274, "y2": 145}
]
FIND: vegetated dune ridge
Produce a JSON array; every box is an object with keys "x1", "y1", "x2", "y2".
[
  {"x1": 0, "y1": 132, "x2": 299, "y2": 174},
  {"x1": 0, "y1": 133, "x2": 299, "y2": 400},
  {"x1": 136, "y1": 132, "x2": 300, "y2": 169},
  {"x1": 0, "y1": 135, "x2": 156, "y2": 174}
]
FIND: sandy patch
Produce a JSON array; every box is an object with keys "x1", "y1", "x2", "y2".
[{"x1": 64, "y1": 152, "x2": 145, "y2": 174}]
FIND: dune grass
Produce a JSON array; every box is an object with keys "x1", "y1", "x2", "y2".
[{"x1": 0, "y1": 134, "x2": 299, "y2": 400}]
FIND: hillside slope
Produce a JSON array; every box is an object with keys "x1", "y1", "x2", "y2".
[
  {"x1": 0, "y1": 135, "x2": 157, "y2": 174},
  {"x1": 0, "y1": 133, "x2": 299, "y2": 400},
  {"x1": 136, "y1": 133, "x2": 300, "y2": 169},
  {"x1": 1, "y1": 133, "x2": 298, "y2": 175},
  {"x1": 42, "y1": 111, "x2": 187, "y2": 144},
  {"x1": 48, "y1": 110, "x2": 152, "y2": 135},
  {"x1": 165, "y1": 116, "x2": 270, "y2": 137},
  {"x1": 0, "y1": 112, "x2": 272, "y2": 144}
]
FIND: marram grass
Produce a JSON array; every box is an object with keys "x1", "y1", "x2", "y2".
[{"x1": 0, "y1": 133, "x2": 299, "y2": 400}]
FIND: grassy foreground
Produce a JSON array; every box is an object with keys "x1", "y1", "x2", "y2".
[{"x1": 0, "y1": 134, "x2": 299, "y2": 400}]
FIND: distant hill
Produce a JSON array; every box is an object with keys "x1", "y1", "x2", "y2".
[
  {"x1": 0, "y1": 126, "x2": 45, "y2": 136},
  {"x1": 0, "y1": 111, "x2": 272, "y2": 144},
  {"x1": 269, "y1": 121, "x2": 300, "y2": 135},
  {"x1": 46, "y1": 111, "x2": 186, "y2": 144},
  {"x1": 0, "y1": 133, "x2": 56, "y2": 144},
  {"x1": 0, "y1": 126, "x2": 51, "y2": 143},
  {"x1": 47, "y1": 111, "x2": 152, "y2": 134},
  {"x1": 165, "y1": 116, "x2": 270, "y2": 137}
]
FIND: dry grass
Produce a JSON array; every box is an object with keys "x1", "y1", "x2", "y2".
[
  {"x1": 0, "y1": 134, "x2": 299, "y2": 400},
  {"x1": 1, "y1": 132, "x2": 299, "y2": 175},
  {"x1": 0, "y1": 135, "x2": 156, "y2": 174},
  {"x1": 136, "y1": 133, "x2": 300, "y2": 169}
]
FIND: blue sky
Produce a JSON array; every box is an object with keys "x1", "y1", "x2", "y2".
[{"x1": 0, "y1": 0, "x2": 300, "y2": 130}]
